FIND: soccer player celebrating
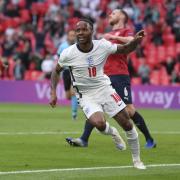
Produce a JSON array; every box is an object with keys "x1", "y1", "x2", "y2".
[
  {"x1": 66, "y1": 9, "x2": 156, "y2": 148},
  {"x1": 50, "y1": 19, "x2": 146, "y2": 169},
  {"x1": 57, "y1": 29, "x2": 78, "y2": 120}
]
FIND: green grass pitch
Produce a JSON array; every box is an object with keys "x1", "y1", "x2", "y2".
[{"x1": 0, "y1": 103, "x2": 180, "y2": 180}]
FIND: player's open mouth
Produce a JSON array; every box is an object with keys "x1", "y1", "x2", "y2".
[{"x1": 78, "y1": 37, "x2": 85, "y2": 41}]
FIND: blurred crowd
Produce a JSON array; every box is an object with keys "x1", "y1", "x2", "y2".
[{"x1": 0, "y1": 0, "x2": 179, "y2": 85}]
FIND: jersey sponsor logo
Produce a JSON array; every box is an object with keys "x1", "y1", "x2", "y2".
[{"x1": 118, "y1": 101, "x2": 122, "y2": 106}]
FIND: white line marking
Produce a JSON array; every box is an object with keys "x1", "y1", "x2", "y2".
[
  {"x1": 0, "y1": 131, "x2": 179, "y2": 135},
  {"x1": 0, "y1": 164, "x2": 180, "y2": 175},
  {"x1": 0, "y1": 132, "x2": 81, "y2": 135},
  {"x1": 151, "y1": 131, "x2": 180, "y2": 134}
]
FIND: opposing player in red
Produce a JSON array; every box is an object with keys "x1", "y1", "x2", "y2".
[{"x1": 66, "y1": 9, "x2": 156, "y2": 149}]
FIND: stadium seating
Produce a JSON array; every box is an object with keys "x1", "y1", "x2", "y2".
[
  {"x1": 176, "y1": 43, "x2": 180, "y2": 54},
  {"x1": 131, "y1": 77, "x2": 142, "y2": 85},
  {"x1": 157, "y1": 45, "x2": 166, "y2": 63},
  {"x1": 159, "y1": 67, "x2": 170, "y2": 85},
  {"x1": 150, "y1": 70, "x2": 160, "y2": 85},
  {"x1": 0, "y1": 0, "x2": 179, "y2": 85},
  {"x1": 24, "y1": 70, "x2": 44, "y2": 80}
]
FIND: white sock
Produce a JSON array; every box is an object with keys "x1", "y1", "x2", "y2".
[
  {"x1": 126, "y1": 126, "x2": 140, "y2": 162},
  {"x1": 101, "y1": 122, "x2": 114, "y2": 135}
]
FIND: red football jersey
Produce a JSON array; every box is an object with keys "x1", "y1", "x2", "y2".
[{"x1": 104, "y1": 28, "x2": 134, "y2": 75}]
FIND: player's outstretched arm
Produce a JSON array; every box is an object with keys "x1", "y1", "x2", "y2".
[
  {"x1": 104, "y1": 33, "x2": 134, "y2": 43},
  {"x1": 115, "y1": 30, "x2": 145, "y2": 54},
  {"x1": 50, "y1": 64, "x2": 62, "y2": 108}
]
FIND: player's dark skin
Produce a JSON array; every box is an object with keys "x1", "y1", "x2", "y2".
[
  {"x1": 75, "y1": 21, "x2": 94, "y2": 52},
  {"x1": 50, "y1": 20, "x2": 145, "y2": 132}
]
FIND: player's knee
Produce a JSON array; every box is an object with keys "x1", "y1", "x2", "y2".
[
  {"x1": 115, "y1": 109, "x2": 133, "y2": 131},
  {"x1": 95, "y1": 120, "x2": 106, "y2": 131},
  {"x1": 123, "y1": 121, "x2": 133, "y2": 131},
  {"x1": 89, "y1": 114, "x2": 106, "y2": 131}
]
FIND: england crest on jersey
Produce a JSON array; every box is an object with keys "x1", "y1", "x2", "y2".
[{"x1": 86, "y1": 56, "x2": 94, "y2": 67}]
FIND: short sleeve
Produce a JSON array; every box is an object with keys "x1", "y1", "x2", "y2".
[
  {"x1": 58, "y1": 50, "x2": 67, "y2": 67},
  {"x1": 101, "y1": 38, "x2": 117, "y2": 54}
]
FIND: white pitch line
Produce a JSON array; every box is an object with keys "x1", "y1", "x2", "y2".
[
  {"x1": 0, "y1": 131, "x2": 180, "y2": 135},
  {"x1": 0, "y1": 131, "x2": 81, "y2": 135},
  {"x1": 0, "y1": 164, "x2": 180, "y2": 175},
  {"x1": 151, "y1": 131, "x2": 180, "y2": 134}
]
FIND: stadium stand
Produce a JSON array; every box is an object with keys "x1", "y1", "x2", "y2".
[{"x1": 0, "y1": 0, "x2": 179, "y2": 85}]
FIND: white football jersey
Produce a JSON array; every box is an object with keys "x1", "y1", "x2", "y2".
[{"x1": 58, "y1": 38, "x2": 117, "y2": 94}]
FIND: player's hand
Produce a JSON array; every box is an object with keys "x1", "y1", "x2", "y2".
[
  {"x1": 49, "y1": 90, "x2": 57, "y2": 108},
  {"x1": 134, "y1": 30, "x2": 145, "y2": 43}
]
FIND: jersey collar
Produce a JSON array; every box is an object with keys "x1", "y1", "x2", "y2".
[{"x1": 76, "y1": 43, "x2": 94, "y2": 53}]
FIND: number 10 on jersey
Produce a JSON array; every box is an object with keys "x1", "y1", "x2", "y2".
[{"x1": 88, "y1": 67, "x2": 97, "y2": 77}]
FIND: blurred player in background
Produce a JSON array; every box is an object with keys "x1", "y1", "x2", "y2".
[
  {"x1": 66, "y1": 9, "x2": 156, "y2": 148},
  {"x1": 50, "y1": 19, "x2": 146, "y2": 169},
  {"x1": 57, "y1": 29, "x2": 78, "y2": 120}
]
